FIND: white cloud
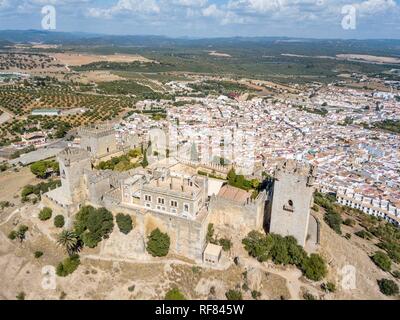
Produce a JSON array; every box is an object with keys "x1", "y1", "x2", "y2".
[
  {"x1": 87, "y1": 0, "x2": 160, "y2": 18},
  {"x1": 174, "y1": 0, "x2": 207, "y2": 7},
  {"x1": 353, "y1": 0, "x2": 397, "y2": 15}
]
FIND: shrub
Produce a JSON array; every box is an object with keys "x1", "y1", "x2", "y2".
[
  {"x1": 16, "y1": 292, "x2": 25, "y2": 300},
  {"x1": 116, "y1": 213, "x2": 133, "y2": 235},
  {"x1": 15, "y1": 225, "x2": 29, "y2": 242},
  {"x1": 146, "y1": 228, "x2": 170, "y2": 257},
  {"x1": 56, "y1": 254, "x2": 80, "y2": 277},
  {"x1": 128, "y1": 285, "x2": 135, "y2": 292},
  {"x1": 165, "y1": 287, "x2": 186, "y2": 300},
  {"x1": 355, "y1": 230, "x2": 373, "y2": 240},
  {"x1": 343, "y1": 218, "x2": 355, "y2": 227},
  {"x1": 8, "y1": 230, "x2": 17, "y2": 240},
  {"x1": 225, "y1": 289, "x2": 243, "y2": 300},
  {"x1": 219, "y1": 238, "x2": 232, "y2": 252},
  {"x1": 301, "y1": 254, "x2": 327, "y2": 281},
  {"x1": 251, "y1": 290, "x2": 261, "y2": 300},
  {"x1": 377, "y1": 241, "x2": 400, "y2": 263},
  {"x1": 377, "y1": 278, "x2": 399, "y2": 296},
  {"x1": 34, "y1": 251, "x2": 43, "y2": 258},
  {"x1": 324, "y1": 211, "x2": 342, "y2": 235},
  {"x1": 54, "y1": 215, "x2": 65, "y2": 228},
  {"x1": 391, "y1": 270, "x2": 400, "y2": 279},
  {"x1": 371, "y1": 252, "x2": 392, "y2": 272},
  {"x1": 321, "y1": 282, "x2": 336, "y2": 293},
  {"x1": 206, "y1": 223, "x2": 215, "y2": 243},
  {"x1": 303, "y1": 292, "x2": 316, "y2": 300},
  {"x1": 39, "y1": 207, "x2": 52, "y2": 221}
]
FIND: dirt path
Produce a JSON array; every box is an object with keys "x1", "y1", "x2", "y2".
[{"x1": 265, "y1": 266, "x2": 303, "y2": 300}]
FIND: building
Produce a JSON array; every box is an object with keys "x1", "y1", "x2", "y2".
[
  {"x1": 266, "y1": 159, "x2": 317, "y2": 247},
  {"x1": 31, "y1": 109, "x2": 61, "y2": 117},
  {"x1": 78, "y1": 124, "x2": 120, "y2": 161},
  {"x1": 21, "y1": 131, "x2": 47, "y2": 147},
  {"x1": 209, "y1": 184, "x2": 267, "y2": 232},
  {"x1": 203, "y1": 243, "x2": 222, "y2": 264},
  {"x1": 337, "y1": 187, "x2": 400, "y2": 226}
]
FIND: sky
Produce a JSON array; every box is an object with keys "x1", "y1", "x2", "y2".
[{"x1": 0, "y1": 0, "x2": 399, "y2": 39}]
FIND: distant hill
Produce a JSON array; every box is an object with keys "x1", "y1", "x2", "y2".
[{"x1": 0, "y1": 30, "x2": 399, "y2": 56}]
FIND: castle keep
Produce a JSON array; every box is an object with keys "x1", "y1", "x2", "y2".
[{"x1": 267, "y1": 159, "x2": 317, "y2": 247}]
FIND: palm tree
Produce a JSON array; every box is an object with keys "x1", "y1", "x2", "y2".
[{"x1": 57, "y1": 230, "x2": 81, "y2": 256}]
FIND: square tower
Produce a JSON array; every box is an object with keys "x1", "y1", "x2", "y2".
[
  {"x1": 57, "y1": 148, "x2": 92, "y2": 202},
  {"x1": 268, "y1": 160, "x2": 317, "y2": 247},
  {"x1": 79, "y1": 124, "x2": 118, "y2": 159}
]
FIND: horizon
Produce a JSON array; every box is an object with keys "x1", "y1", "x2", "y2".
[
  {"x1": 0, "y1": 1, "x2": 399, "y2": 39},
  {"x1": 1, "y1": 29, "x2": 400, "y2": 42}
]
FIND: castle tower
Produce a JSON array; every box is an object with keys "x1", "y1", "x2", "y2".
[
  {"x1": 78, "y1": 124, "x2": 118, "y2": 159},
  {"x1": 268, "y1": 159, "x2": 317, "y2": 247},
  {"x1": 57, "y1": 148, "x2": 92, "y2": 202}
]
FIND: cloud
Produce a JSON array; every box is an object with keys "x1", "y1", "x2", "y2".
[
  {"x1": 87, "y1": 0, "x2": 160, "y2": 18},
  {"x1": 353, "y1": 0, "x2": 397, "y2": 15}
]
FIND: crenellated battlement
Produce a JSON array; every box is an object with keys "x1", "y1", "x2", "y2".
[
  {"x1": 275, "y1": 159, "x2": 317, "y2": 186},
  {"x1": 58, "y1": 147, "x2": 91, "y2": 166},
  {"x1": 78, "y1": 124, "x2": 115, "y2": 138}
]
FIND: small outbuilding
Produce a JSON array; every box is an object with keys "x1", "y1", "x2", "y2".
[{"x1": 203, "y1": 243, "x2": 222, "y2": 265}]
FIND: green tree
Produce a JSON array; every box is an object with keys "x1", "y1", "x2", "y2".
[
  {"x1": 39, "y1": 207, "x2": 52, "y2": 221},
  {"x1": 116, "y1": 213, "x2": 133, "y2": 235},
  {"x1": 227, "y1": 168, "x2": 236, "y2": 183},
  {"x1": 371, "y1": 251, "x2": 392, "y2": 272},
  {"x1": 146, "y1": 228, "x2": 170, "y2": 257},
  {"x1": 57, "y1": 230, "x2": 80, "y2": 256},
  {"x1": 165, "y1": 287, "x2": 186, "y2": 300},
  {"x1": 30, "y1": 161, "x2": 47, "y2": 178},
  {"x1": 73, "y1": 206, "x2": 114, "y2": 248},
  {"x1": 141, "y1": 151, "x2": 149, "y2": 168},
  {"x1": 54, "y1": 215, "x2": 65, "y2": 228},
  {"x1": 242, "y1": 231, "x2": 274, "y2": 262},
  {"x1": 377, "y1": 278, "x2": 399, "y2": 296}
]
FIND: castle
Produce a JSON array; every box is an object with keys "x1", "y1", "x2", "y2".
[{"x1": 42, "y1": 125, "x2": 318, "y2": 262}]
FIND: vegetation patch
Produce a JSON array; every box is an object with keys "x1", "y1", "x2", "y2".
[
  {"x1": 54, "y1": 215, "x2": 65, "y2": 228},
  {"x1": 56, "y1": 254, "x2": 80, "y2": 277},
  {"x1": 377, "y1": 278, "x2": 399, "y2": 296},
  {"x1": 242, "y1": 231, "x2": 327, "y2": 281},
  {"x1": 116, "y1": 213, "x2": 133, "y2": 235},
  {"x1": 146, "y1": 228, "x2": 170, "y2": 257},
  {"x1": 74, "y1": 206, "x2": 114, "y2": 248},
  {"x1": 38, "y1": 207, "x2": 52, "y2": 221},
  {"x1": 164, "y1": 287, "x2": 186, "y2": 300}
]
